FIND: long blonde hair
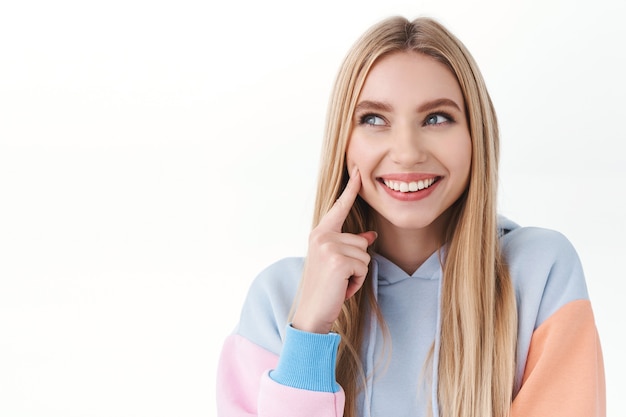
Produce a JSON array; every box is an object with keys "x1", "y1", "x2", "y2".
[{"x1": 309, "y1": 16, "x2": 517, "y2": 417}]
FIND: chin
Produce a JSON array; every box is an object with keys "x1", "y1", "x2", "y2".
[
  {"x1": 376, "y1": 211, "x2": 440, "y2": 231},
  {"x1": 372, "y1": 203, "x2": 458, "y2": 237}
]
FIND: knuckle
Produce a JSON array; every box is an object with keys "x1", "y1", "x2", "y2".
[
  {"x1": 357, "y1": 264, "x2": 369, "y2": 278},
  {"x1": 363, "y1": 252, "x2": 371, "y2": 264},
  {"x1": 326, "y1": 254, "x2": 346, "y2": 274},
  {"x1": 308, "y1": 230, "x2": 320, "y2": 245},
  {"x1": 320, "y1": 242, "x2": 336, "y2": 257},
  {"x1": 326, "y1": 247, "x2": 343, "y2": 262},
  {"x1": 309, "y1": 229, "x2": 327, "y2": 246}
]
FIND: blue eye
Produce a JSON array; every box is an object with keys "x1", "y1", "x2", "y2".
[
  {"x1": 360, "y1": 114, "x2": 386, "y2": 126},
  {"x1": 424, "y1": 113, "x2": 451, "y2": 126}
]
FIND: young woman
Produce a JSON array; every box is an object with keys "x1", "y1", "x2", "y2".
[{"x1": 217, "y1": 16, "x2": 605, "y2": 417}]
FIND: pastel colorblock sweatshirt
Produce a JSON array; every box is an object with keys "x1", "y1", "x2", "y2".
[{"x1": 217, "y1": 216, "x2": 605, "y2": 416}]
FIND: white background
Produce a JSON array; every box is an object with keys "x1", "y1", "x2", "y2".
[{"x1": 1, "y1": 0, "x2": 624, "y2": 415}]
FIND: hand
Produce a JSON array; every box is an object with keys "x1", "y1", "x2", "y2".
[{"x1": 292, "y1": 168, "x2": 377, "y2": 334}]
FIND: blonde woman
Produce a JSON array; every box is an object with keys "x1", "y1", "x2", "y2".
[{"x1": 217, "y1": 16, "x2": 605, "y2": 417}]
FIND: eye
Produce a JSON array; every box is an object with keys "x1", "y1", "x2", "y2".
[
  {"x1": 424, "y1": 113, "x2": 452, "y2": 126},
  {"x1": 359, "y1": 114, "x2": 386, "y2": 126}
]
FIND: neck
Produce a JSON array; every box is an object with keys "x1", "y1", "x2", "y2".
[{"x1": 374, "y1": 214, "x2": 449, "y2": 275}]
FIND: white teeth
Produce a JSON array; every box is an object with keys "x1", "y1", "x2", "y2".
[{"x1": 383, "y1": 178, "x2": 436, "y2": 193}]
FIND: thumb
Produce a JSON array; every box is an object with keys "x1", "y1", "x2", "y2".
[{"x1": 358, "y1": 231, "x2": 378, "y2": 247}]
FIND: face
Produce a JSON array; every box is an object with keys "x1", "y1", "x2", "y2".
[{"x1": 346, "y1": 51, "x2": 471, "y2": 238}]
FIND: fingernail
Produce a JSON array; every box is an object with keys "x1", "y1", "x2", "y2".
[{"x1": 351, "y1": 166, "x2": 359, "y2": 177}]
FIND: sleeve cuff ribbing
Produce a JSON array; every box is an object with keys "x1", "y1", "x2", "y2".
[{"x1": 269, "y1": 324, "x2": 341, "y2": 393}]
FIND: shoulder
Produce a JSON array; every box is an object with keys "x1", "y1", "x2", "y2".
[
  {"x1": 236, "y1": 257, "x2": 305, "y2": 355},
  {"x1": 500, "y1": 219, "x2": 580, "y2": 267},
  {"x1": 247, "y1": 257, "x2": 305, "y2": 296},
  {"x1": 498, "y1": 216, "x2": 589, "y2": 327}
]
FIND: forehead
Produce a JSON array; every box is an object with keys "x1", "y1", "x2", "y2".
[{"x1": 358, "y1": 51, "x2": 464, "y2": 107}]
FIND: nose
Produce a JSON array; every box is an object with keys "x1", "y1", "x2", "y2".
[{"x1": 389, "y1": 124, "x2": 426, "y2": 167}]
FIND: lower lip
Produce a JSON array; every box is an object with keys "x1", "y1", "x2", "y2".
[{"x1": 379, "y1": 179, "x2": 440, "y2": 201}]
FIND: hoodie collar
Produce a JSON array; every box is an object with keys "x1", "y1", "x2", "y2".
[
  {"x1": 373, "y1": 250, "x2": 443, "y2": 285},
  {"x1": 372, "y1": 215, "x2": 518, "y2": 286}
]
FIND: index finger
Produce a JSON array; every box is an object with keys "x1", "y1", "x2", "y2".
[{"x1": 321, "y1": 167, "x2": 362, "y2": 231}]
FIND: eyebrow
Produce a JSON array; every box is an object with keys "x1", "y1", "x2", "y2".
[
  {"x1": 354, "y1": 100, "x2": 393, "y2": 113},
  {"x1": 354, "y1": 98, "x2": 462, "y2": 114},
  {"x1": 417, "y1": 98, "x2": 462, "y2": 113}
]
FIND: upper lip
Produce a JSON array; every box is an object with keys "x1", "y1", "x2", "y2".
[{"x1": 377, "y1": 173, "x2": 440, "y2": 182}]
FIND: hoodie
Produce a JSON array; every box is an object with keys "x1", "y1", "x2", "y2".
[{"x1": 216, "y1": 216, "x2": 605, "y2": 416}]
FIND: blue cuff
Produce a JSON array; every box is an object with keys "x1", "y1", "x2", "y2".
[{"x1": 269, "y1": 324, "x2": 341, "y2": 393}]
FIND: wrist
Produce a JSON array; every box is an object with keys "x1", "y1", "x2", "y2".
[
  {"x1": 269, "y1": 324, "x2": 341, "y2": 393},
  {"x1": 292, "y1": 312, "x2": 333, "y2": 334}
]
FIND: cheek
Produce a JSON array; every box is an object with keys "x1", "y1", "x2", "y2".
[
  {"x1": 454, "y1": 138, "x2": 472, "y2": 186},
  {"x1": 447, "y1": 135, "x2": 472, "y2": 173},
  {"x1": 346, "y1": 135, "x2": 377, "y2": 174},
  {"x1": 345, "y1": 137, "x2": 361, "y2": 173}
]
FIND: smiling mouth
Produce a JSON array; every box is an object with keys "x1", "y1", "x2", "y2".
[{"x1": 380, "y1": 177, "x2": 439, "y2": 193}]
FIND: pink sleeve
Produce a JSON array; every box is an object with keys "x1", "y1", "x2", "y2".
[
  {"x1": 511, "y1": 300, "x2": 606, "y2": 417},
  {"x1": 217, "y1": 334, "x2": 345, "y2": 417}
]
